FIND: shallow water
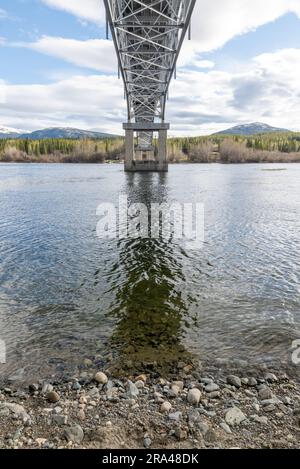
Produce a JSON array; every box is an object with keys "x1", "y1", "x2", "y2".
[{"x1": 0, "y1": 163, "x2": 300, "y2": 381}]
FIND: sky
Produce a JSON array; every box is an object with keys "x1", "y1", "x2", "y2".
[{"x1": 1, "y1": 0, "x2": 300, "y2": 136}]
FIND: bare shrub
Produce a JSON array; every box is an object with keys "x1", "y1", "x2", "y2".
[
  {"x1": 219, "y1": 140, "x2": 253, "y2": 163},
  {"x1": 168, "y1": 149, "x2": 186, "y2": 162},
  {"x1": 0, "y1": 146, "x2": 28, "y2": 162},
  {"x1": 188, "y1": 141, "x2": 214, "y2": 162}
]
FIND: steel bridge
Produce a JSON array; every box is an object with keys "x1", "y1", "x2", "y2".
[{"x1": 103, "y1": 0, "x2": 196, "y2": 171}]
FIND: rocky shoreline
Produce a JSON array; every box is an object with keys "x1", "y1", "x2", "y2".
[{"x1": 1, "y1": 360, "x2": 300, "y2": 449}]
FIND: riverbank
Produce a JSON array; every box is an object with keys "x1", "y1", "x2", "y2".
[
  {"x1": 1, "y1": 135, "x2": 300, "y2": 163},
  {"x1": 1, "y1": 359, "x2": 300, "y2": 449}
]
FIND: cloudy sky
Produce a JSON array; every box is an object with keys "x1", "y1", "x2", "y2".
[{"x1": 1, "y1": 0, "x2": 300, "y2": 135}]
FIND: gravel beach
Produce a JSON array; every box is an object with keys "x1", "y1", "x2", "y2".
[{"x1": 1, "y1": 359, "x2": 300, "y2": 449}]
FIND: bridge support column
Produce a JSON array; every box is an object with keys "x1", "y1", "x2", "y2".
[
  {"x1": 124, "y1": 128, "x2": 134, "y2": 171},
  {"x1": 123, "y1": 122, "x2": 169, "y2": 172},
  {"x1": 158, "y1": 129, "x2": 168, "y2": 171}
]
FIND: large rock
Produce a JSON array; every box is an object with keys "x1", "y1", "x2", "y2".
[
  {"x1": 64, "y1": 425, "x2": 84, "y2": 444},
  {"x1": 0, "y1": 402, "x2": 31, "y2": 424},
  {"x1": 160, "y1": 401, "x2": 172, "y2": 413},
  {"x1": 227, "y1": 375, "x2": 242, "y2": 388},
  {"x1": 126, "y1": 380, "x2": 139, "y2": 398},
  {"x1": 205, "y1": 383, "x2": 220, "y2": 393},
  {"x1": 46, "y1": 391, "x2": 60, "y2": 403},
  {"x1": 265, "y1": 373, "x2": 278, "y2": 383},
  {"x1": 168, "y1": 411, "x2": 182, "y2": 422},
  {"x1": 187, "y1": 388, "x2": 201, "y2": 405},
  {"x1": 225, "y1": 407, "x2": 247, "y2": 426},
  {"x1": 94, "y1": 372, "x2": 108, "y2": 385},
  {"x1": 258, "y1": 387, "x2": 273, "y2": 400}
]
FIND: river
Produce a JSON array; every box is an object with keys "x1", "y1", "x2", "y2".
[{"x1": 0, "y1": 163, "x2": 300, "y2": 382}]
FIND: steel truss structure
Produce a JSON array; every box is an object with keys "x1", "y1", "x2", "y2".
[{"x1": 103, "y1": 0, "x2": 196, "y2": 168}]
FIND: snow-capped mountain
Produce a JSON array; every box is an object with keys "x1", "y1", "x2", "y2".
[
  {"x1": 0, "y1": 126, "x2": 118, "y2": 140},
  {"x1": 0, "y1": 126, "x2": 24, "y2": 139},
  {"x1": 20, "y1": 127, "x2": 117, "y2": 140},
  {"x1": 215, "y1": 122, "x2": 290, "y2": 136}
]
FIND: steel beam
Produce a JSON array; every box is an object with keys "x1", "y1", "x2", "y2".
[{"x1": 103, "y1": 0, "x2": 196, "y2": 171}]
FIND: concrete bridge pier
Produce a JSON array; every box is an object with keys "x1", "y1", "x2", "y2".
[{"x1": 123, "y1": 123, "x2": 169, "y2": 172}]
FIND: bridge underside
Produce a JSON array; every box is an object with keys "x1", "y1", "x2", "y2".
[{"x1": 104, "y1": 0, "x2": 196, "y2": 171}]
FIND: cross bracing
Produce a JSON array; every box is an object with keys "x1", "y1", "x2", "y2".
[{"x1": 103, "y1": 0, "x2": 196, "y2": 150}]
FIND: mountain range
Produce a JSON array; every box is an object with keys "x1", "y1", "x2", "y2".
[
  {"x1": 0, "y1": 126, "x2": 118, "y2": 140},
  {"x1": 215, "y1": 122, "x2": 290, "y2": 135},
  {"x1": 0, "y1": 122, "x2": 292, "y2": 140}
]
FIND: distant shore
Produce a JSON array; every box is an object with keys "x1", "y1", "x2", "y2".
[{"x1": 1, "y1": 133, "x2": 300, "y2": 164}]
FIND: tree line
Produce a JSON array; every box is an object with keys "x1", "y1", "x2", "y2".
[{"x1": 1, "y1": 132, "x2": 300, "y2": 163}]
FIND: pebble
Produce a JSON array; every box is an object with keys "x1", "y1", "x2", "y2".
[
  {"x1": 46, "y1": 391, "x2": 60, "y2": 403},
  {"x1": 168, "y1": 411, "x2": 182, "y2": 422},
  {"x1": 220, "y1": 422, "x2": 232, "y2": 434},
  {"x1": 205, "y1": 383, "x2": 219, "y2": 393},
  {"x1": 172, "y1": 381, "x2": 184, "y2": 390},
  {"x1": 258, "y1": 387, "x2": 273, "y2": 400},
  {"x1": 29, "y1": 383, "x2": 39, "y2": 392},
  {"x1": 0, "y1": 402, "x2": 30, "y2": 423},
  {"x1": 264, "y1": 404, "x2": 276, "y2": 412},
  {"x1": 36, "y1": 438, "x2": 47, "y2": 447},
  {"x1": 143, "y1": 437, "x2": 152, "y2": 448},
  {"x1": 248, "y1": 377, "x2": 258, "y2": 387},
  {"x1": 187, "y1": 388, "x2": 201, "y2": 405},
  {"x1": 227, "y1": 375, "x2": 242, "y2": 388},
  {"x1": 72, "y1": 381, "x2": 81, "y2": 391},
  {"x1": 253, "y1": 415, "x2": 268, "y2": 424},
  {"x1": 261, "y1": 398, "x2": 280, "y2": 406},
  {"x1": 174, "y1": 428, "x2": 187, "y2": 440},
  {"x1": 94, "y1": 372, "x2": 108, "y2": 385},
  {"x1": 41, "y1": 383, "x2": 53, "y2": 394},
  {"x1": 197, "y1": 421, "x2": 209, "y2": 435},
  {"x1": 201, "y1": 377, "x2": 213, "y2": 385},
  {"x1": 127, "y1": 381, "x2": 139, "y2": 399},
  {"x1": 169, "y1": 384, "x2": 180, "y2": 398},
  {"x1": 135, "y1": 374, "x2": 147, "y2": 383},
  {"x1": 265, "y1": 373, "x2": 278, "y2": 383},
  {"x1": 52, "y1": 414, "x2": 68, "y2": 426},
  {"x1": 83, "y1": 358, "x2": 93, "y2": 367},
  {"x1": 160, "y1": 401, "x2": 172, "y2": 413},
  {"x1": 77, "y1": 409, "x2": 86, "y2": 421},
  {"x1": 135, "y1": 380, "x2": 145, "y2": 389},
  {"x1": 63, "y1": 425, "x2": 84, "y2": 444},
  {"x1": 225, "y1": 407, "x2": 247, "y2": 426}
]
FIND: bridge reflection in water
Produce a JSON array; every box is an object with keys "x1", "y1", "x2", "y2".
[{"x1": 107, "y1": 172, "x2": 193, "y2": 374}]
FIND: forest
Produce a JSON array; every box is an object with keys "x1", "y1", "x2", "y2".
[{"x1": 1, "y1": 132, "x2": 300, "y2": 163}]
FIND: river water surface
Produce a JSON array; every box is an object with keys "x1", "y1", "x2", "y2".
[{"x1": 0, "y1": 163, "x2": 300, "y2": 382}]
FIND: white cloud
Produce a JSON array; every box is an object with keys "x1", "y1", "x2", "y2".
[
  {"x1": 191, "y1": 0, "x2": 300, "y2": 52},
  {"x1": 178, "y1": 0, "x2": 300, "y2": 68},
  {"x1": 0, "y1": 8, "x2": 8, "y2": 19},
  {"x1": 1, "y1": 48, "x2": 300, "y2": 135},
  {"x1": 40, "y1": 1, "x2": 300, "y2": 59},
  {"x1": 14, "y1": 36, "x2": 116, "y2": 73},
  {"x1": 194, "y1": 60, "x2": 215, "y2": 69},
  {"x1": 41, "y1": 0, "x2": 105, "y2": 24},
  {"x1": 19, "y1": 1, "x2": 300, "y2": 75},
  {"x1": 0, "y1": 74, "x2": 125, "y2": 133},
  {"x1": 167, "y1": 47, "x2": 300, "y2": 134}
]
